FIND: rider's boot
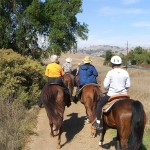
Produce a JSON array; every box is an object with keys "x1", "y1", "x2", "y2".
[{"x1": 93, "y1": 119, "x2": 103, "y2": 130}]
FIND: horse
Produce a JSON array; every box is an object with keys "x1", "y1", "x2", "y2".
[
  {"x1": 91, "y1": 95, "x2": 146, "y2": 150},
  {"x1": 63, "y1": 73, "x2": 75, "y2": 99},
  {"x1": 73, "y1": 82, "x2": 104, "y2": 137},
  {"x1": 39, "y1": 84, "x2": 71, "y2": 149}
]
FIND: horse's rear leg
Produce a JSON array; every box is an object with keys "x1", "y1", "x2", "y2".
[
  {"x1": 99, "y1": 124, "x2": 107, "y2": 146},
  {"x1": 116, "y1": 131, "x2": 121, "y2": 150},
  {"x1": 50, "y1": 123, "x2": 54, "y2": 137},
  {"x1": 56, "y1": 126, "x2": 62, "y2": 149},
  {"x1": 119, "y1": 128, "x2": 130, "y2": 149}
]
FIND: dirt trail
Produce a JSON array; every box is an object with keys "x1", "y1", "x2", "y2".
[{"x1": 26, "y1": 101, "x2": 116, "y2": 150}]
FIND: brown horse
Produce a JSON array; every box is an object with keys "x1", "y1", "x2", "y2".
[
  {"x1": 91, "y1": 97, "x2": 146, "y2": 150},
  {"x1": 63, "y1": 73, "x2": 75, "y2": 98},
  {"x1": 39, "y1": 84, "x2": 71, "y2": 149},
  {"x1": 74, "y1": 83, "x2": 103, "y2": 137}
]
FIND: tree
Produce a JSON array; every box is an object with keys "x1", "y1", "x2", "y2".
[
  {"x1": 0, "y1": 0, "x2": 88, "y2": 57},
  {"x1": 44, "y1": 0, "x2": 88, "y2": 55},
  {"x1": 127, "y1": 46, "x2": 150, "y2": 66},
  {"x1": 103, "y1": 50, "x2": 113, "y2": 66}
]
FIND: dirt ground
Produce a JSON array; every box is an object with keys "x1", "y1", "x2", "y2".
[{"x1": 26, "y1": 101, "x2": 117, "y2": 150}]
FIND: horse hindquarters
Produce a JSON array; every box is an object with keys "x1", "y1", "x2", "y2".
[
  {"x1": 41, "y1": 85, "x2": 65, "y2": 149},
  {"x1": 131, "y1": 101, "x2": 146, "y2": 150}
]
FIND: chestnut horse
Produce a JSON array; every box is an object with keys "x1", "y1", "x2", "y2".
[
  {"x1": 81, "y1": 84, "x2": 103, "y2": 123},
  {"x1": 91, "y1": 97, "x2": 146, "y2": 150},
  {"x1": 73, "y1": 83, "x2": 104, "y2": 137},
  {"x1": 39, "y1": 84, "x2": 71, "y2": 149},
  {"x1": 63, "y1": 73, "x2": 75, "y2": 98}
]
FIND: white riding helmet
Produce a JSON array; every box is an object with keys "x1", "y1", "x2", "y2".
[
  {"x1": 111, "y1": 56, "x2": 122, "y2": 65},
  {"x1": 50, "y1": 55, "x2": 58, "y2": 63}
]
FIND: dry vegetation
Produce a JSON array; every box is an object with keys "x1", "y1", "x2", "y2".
[{"x1": 59, "y1": 52, "x2": 150, "y2": 128}]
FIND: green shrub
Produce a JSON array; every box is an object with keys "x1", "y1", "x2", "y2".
[{"x1": 0, "y1": 49, "x2": 46, "y2": 108}]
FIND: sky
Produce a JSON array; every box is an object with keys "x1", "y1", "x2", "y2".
[{"x1": 77, "y1": 0, "x2": 150, "y2": 48}]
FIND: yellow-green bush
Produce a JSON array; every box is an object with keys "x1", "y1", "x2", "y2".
[{"x1": 0, "y1": 49, "x2": 46, "y2": 108}]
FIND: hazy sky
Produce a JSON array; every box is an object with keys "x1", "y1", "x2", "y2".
[{"x1": 77, "y1": 0, "x2": 150, "y2": 48}]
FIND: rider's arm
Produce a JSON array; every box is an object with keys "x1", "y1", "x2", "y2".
[
  {"x1": 58, "y1": 65, "x2": 65, "y2": 76},
  {"x1": 92, "y1": 66, "x2": 98, "y2": 77},
  {"x1": 103, "y1": 72, "x2": 111, "y2": 90},
  {"x1": 125, "y1": 73, "x2": 130, "y2": 89}
]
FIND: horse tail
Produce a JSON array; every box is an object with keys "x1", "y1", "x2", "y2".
[
  {"x1": 42, "y1": 87, "x2": 64, "y2": 131},
  {"x1": 131, "y1": 100, "x2": 145, "y2": 150}
]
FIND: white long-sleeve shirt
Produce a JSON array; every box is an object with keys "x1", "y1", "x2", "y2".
[{"x1": 104, "y1": 68, "x2": 130, "y2": 96}]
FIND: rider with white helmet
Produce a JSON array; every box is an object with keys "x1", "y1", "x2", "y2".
[{"x1": 93, "y1": 55, "x2": 130, "y2": 129}]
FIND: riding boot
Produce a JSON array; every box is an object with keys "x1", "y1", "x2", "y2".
[
  {"x1": 93, "y1": 95, "x2": 110, "y2": 130},
  {"x1": 93, "y1": 118, "x2": 103, "y2": 130}
]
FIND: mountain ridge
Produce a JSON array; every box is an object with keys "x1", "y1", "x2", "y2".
[{"x1": 77, "y1": 45, "x2": 127, "y2": 56}]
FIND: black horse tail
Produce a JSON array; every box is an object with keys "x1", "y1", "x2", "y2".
[{"x1": 131, "y1": 100, "x2": 145, "y2": 150}]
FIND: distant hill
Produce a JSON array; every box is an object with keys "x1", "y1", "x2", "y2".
[{"x1": 77, "y1": 45, "x2": 126, "y2": 56}]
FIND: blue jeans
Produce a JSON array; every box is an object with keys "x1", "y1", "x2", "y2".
[{"x1": 96, "y1": 95, "x2": 110, "y2": 120}]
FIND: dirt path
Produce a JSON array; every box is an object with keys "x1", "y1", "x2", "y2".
[{"x1": 26, "y1": 101, "x2": 116, "y2": 150}]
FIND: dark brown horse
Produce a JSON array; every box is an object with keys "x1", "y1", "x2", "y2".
[
  {"x1": 91, "y1": 96, "x2": 146, "y2": 150},
  {"x1": 63, "y1": 73, "x2": 75, "y2": 98},
  {"x1": 39, "y1": 84, "x2": 71, "y2": 149}
]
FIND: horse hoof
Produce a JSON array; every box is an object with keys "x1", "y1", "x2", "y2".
[
  {"x1": 50, "y1": 133, "x2": 54, "y2": 137},
  {"x1": 85, "y1": 118, "x2": 90, "y2": 124},
  {"x1": 90, "y1": 134, "x2": 95, "y2": 138},
  {"x1": 98, "y1": 142, "x2": 103, "y2": 146},
  {"x1": 85, "y1": 120, "x2": 90, "y2": 124},
  {"x1": 56, "y1": 145, "x2": 61, "y2": 149}
]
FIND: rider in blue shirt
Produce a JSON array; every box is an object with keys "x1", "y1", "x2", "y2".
[{"x1": 74, "y1": 56, "x2": 98, "y2": 100}]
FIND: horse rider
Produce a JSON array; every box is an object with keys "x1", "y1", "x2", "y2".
[
  {"x1": 74, "y1": 56, "x2": 98, "y2": 100},
  {"x1": 62, "y1": 57, "x2": 73, "y2": 73},
  {"x1": 38, "y1": 55, "x2": 70, "y2": 107},
  {"x1": 93, "y1": 55, "x2": 131, "y2": 129}
]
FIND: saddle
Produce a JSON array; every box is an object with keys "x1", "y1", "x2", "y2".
[
  {"x1": 78, "y1": 83, "x2": 100, "y2": 99},
  {"x1": 102, "y1": 94, "x2": 130, "y2": 113},
  {"x1": 47, "y1": 82, "x2": 61, "y2": 85}
]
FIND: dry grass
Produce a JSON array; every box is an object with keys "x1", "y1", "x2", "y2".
[
  {"x1": 0, "y1": 98, "x2": 39, "y2": 150},
  {"x1": 59, "y1": 52, "x2": 150, "y2": 128}
]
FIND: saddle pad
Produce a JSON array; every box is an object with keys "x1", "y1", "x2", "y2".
[
  {"x1": 102, "y1": 95, "x2": 130, "y2": 113},
  {"x1": 108, "y1": 94, "x2": 130, "y2": 102},
  {"x1": 102, "y1": 99, "x2": 120, "y2": 113}
]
